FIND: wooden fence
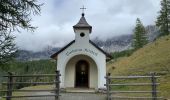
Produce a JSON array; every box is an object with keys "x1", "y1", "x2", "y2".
[
  {"x1": 105, "y1": 72, "x2": 163, "y2": 100},
  {"x1": 0, "y1": 71, "x2": 60, "y2": 100}
]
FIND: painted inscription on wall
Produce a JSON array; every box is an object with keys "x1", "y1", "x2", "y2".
[{"x1": 66, "y1": 48, "x2": 98, "y2": 56}]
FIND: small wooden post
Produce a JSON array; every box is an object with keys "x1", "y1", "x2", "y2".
[
  {"x1": 55, "y1": 70, "x2": 60, "y2": 100},
  {"x1": 151, "y1": 72, "x2": 157, "y2": 100},
  {"x1": 106, "y1": 73, "x2": 111, "y2": 100},
  {"x1": 6, "y1": 72, "x2": 13, "y2": 100}
]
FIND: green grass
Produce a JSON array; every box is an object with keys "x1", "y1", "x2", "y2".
[
  {"x1": 107, "y1": 35, "x2": 170, "y2": 99},
  {"x1": 0, "y1": 85, "x2": 54, "y2": 100}
]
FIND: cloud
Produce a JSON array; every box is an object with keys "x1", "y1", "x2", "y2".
[{"x1": 14, "y1": 0, "x2": 161, "y2": 52}]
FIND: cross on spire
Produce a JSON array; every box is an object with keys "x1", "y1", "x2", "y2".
[{"x1": 80, "y1": 5, "x2": 86, "y2": 16}]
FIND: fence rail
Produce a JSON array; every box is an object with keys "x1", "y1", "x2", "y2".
[
  {"x1": 109, "y1": 91, "x2": 160, "y2": 93},
  {"x1": 109, "y1": 76, "x2": 161, "y2": 79},
  {"x1": 1, "y1": 71, "x2": 61, "y2": 100},
  {"x1": 105, "y1": 72, "x2": 163, "y2": 100},
  {"x1": 3, "y1": 74, "x2": 57, "y2": 77}
]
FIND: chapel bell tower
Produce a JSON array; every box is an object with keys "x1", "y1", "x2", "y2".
[{"x1": 73, "y1": 7, "x2": 92, "y2": 43}]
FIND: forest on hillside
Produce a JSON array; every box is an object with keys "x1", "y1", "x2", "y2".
[{"x1": 0, "y1": 60, "x2": 56, "y2": 96}]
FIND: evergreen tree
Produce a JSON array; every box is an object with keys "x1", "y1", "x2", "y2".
[
  {"x1": 0, "y1": 0, "x2": 42, "y2": 67},
  {"x1": 132, "y1": 18, "x2": 148, "y2": 50},
  {"x1": 0, "y1": 0, "x2": 42, "y2": 32},
  {"x1": 0, "y1": 31, "x2": 16, "y2": 67},
  {"x1": 156, "y1": 0, "x2": 170, "y2": 36}
]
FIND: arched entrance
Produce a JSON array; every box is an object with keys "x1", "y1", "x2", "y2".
[
  {"x1": 65, "y1": 55, "x2": 98, "y2": 89},
  {"x1": 75, "y1": 60, "x2": 89, "y2": 88}
]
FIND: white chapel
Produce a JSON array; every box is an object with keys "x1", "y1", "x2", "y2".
[{"x1": 51, "y1": 12, "x2": 111, "y2": 90}]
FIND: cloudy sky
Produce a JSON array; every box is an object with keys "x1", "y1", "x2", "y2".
[{"x1": 14, "y1": 0, "x2": 161, "y2": 52}]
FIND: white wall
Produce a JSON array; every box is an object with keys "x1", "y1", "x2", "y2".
[
  {"x1": 57, "y1": 41, "x2": 106, "y2": 89},
  {"x1": 75, "y1": 29, "x2": 90, "y2": 44}
]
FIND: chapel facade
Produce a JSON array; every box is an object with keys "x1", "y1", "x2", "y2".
[{"x1": 51, "y1": 12, "x2": 111, "y2": 90}]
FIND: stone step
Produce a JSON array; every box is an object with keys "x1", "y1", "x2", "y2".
[{"x1": 65, "y1": 88, "x2": 96, "y2": 93}]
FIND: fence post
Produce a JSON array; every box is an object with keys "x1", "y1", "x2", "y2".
[
  {"x1": 150, "y1": 72, "x2": 157, "y2": 100},
  {"x1": 55, "y1": 70, "x2": 60, "y2": 100},
  {"x1": 106, "y1": 73, "x2": 111, "y2": 100},
  {"x1": 6, "y1": 72, "x2": 13, "y2": 100}
]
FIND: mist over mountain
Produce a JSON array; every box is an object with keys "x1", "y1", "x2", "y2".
[
  {"x1": 16, "y1": 25, "x2": 160, "y2": 61},
  {"x1": 145, "y1": 25, "x2": 160, "y2": 42},
  {"x1": 16, "y1": 48, "x2": 60, "y2": 61},
  {"x1": 93, "y1": 34, "x2": 133, "y2": 53}
]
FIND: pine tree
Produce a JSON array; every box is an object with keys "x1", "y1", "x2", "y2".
[
  {"x1": 156, "y1": 0, "x2": 170, "y2": 36},
  {"x1": 0, "y1": 0, "x2": 42, "y2": 32},
  {"x1": 0, "y1": 31, "x2": 16, "y2": 66},
  {"x1": 132, "y1": 18, "x2": 148, "y2": 50},
  {"x1": 0, "y1": 0, "x2": 42, "y2": 68}
]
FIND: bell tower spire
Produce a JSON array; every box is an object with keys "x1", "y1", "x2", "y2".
[
  {"x1": 80, "y1": 5, "x2": 86, "y2": 16},
  {"x1": 73, "y1": 5, "x2": 92, "y2": 33},
  {"x1": 73, "y1": 6, "x2": 92, "y2": 43}
]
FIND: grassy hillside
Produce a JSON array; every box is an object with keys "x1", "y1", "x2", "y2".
[{"x1": 107, "y1": 35, "x2": 170, "y2": 99}]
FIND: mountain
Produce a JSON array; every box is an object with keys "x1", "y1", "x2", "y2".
[
  {"x1": 93, "y1": 25, "x2": 160, "y2": 53},
  {"x1": 16, "y1": 25, "x2": 160, "y2": 61},
  {"x1": 93, "y1": 34, "x2": 133, "y2": 53},
  {"x1": 146, "y1": 25, "x2": 160, "y2": 42},
  {"x1": 16, "y1": 47, "x2": 60, "y2": 61},
  {"x1": 16, "y1": 35, "x2": 133, "y2": 61},
  {"x1": 107, "y1": 35, "x2": 170, "y2": 99}
]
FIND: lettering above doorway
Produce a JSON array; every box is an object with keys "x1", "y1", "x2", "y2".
[{"x1": 66, "y1": 48, "x2": 98, "y2": 56}]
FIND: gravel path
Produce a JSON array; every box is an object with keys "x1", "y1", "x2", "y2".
[
  {"x1": 26, "y1": 92, "x2": 106, "y2": 100},
  {"x1": 60, "y1": 93, "x2": 106, "y2": 100}
]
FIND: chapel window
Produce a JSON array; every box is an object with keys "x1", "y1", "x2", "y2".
[{"x1": 80, "y1": 32, "x2": 85, "y2": 37}]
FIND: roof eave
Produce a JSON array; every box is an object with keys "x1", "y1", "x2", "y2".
[
  {"x1": 73, "y1": 26, "x2": 92, "y2": 33},
  {"x1": 89, "y1": 40, "x2": 112, "y2": 59},
  {"x1": 50, "y1": 40, "x2": 75, "y2": 59}
]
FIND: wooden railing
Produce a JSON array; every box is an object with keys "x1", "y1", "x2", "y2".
[
  {"x1": 0, "y1": 71, "x2": 60, "y2": 100},
  {"x1": 105, "y1": 72, "x2": 163, "y2": 100}
]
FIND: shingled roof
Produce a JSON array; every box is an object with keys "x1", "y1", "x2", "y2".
[{"x1": 73, "y1": 13, "x2": 92, "y2": 33}]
